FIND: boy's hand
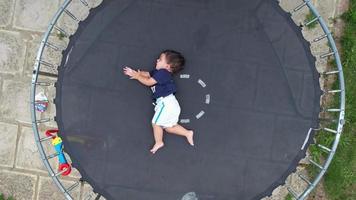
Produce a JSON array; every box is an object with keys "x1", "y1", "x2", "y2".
[
  {"x1": 123, "y1": 66, "x2": 139, "y2": 79},
  {"x1": 123, "y1": 66, "x2": 156, "y2": 86}
]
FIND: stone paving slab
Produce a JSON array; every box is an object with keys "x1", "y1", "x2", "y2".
[
  {"x1": 0, "y1": 30, "x2": 26, "y2": 74},
  {"x1": 58, "y1": 0, "x2": 91, "y2": 36},
  {"x1": 16, "y1": 126, "x2": 57, "y2": 173},
  {"x1": 0, "y1": 0, "x2": 15, "y2": 27},
  {"x1": 24, "y1": 34, "x2": 68, "y2": 76},
  {"x1": 37, "y1": 176, "x2": 80, "y2": 200},
  {"x1": 82, "y1": 183, "x2": 106, "y2": 200},
  {"x1": 0, "y1": 78, "x2": 33, "y2": 123},
  {"x1": 286, "y1": 166, "x2": 310, "y2": 195},
  {"x1": 56, "y1": 0, "x2": 103, "y2": 37},
  {"x1": 280, "y1": 0, "x2": 309, "y2": 26},
  {"x1": 314, "y1": 0, "x2": 339, "y2": 27},
  {"x1": 81, "y1": 183, "x2": 94, "y2": 200},
  {"x1": 88, "y1": 0, "x2": 103, "y2": 8},
  {"x1": 13, "y1": 0, "x2": 59, "y2": 32},
  {"x1": 0, "y1": 169, "x2": 37, "y2": 200},
  {"x1": 0, "y1": 122, "x2": 18, "y2": 167},
  {"x1": 58, "y1": 0, "x2": 103, "y2": 10}
]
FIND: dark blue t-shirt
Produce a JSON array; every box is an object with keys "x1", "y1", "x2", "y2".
[{"x1": 149, "y1": 69, "x2": 176, "y2": 99}]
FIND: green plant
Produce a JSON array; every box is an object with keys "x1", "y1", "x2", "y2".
[
  {"x1": 285, "y1": 193, "x2": 293, "y2": 200},
  {"x1": 0, "y1": 193, "x2": 14, "y2": 200},
  {"x1": 57, "y1": 31, "x2": 66, "y2": 40}
]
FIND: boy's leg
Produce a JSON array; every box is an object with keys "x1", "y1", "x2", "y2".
[
  {"x1": 150, "y1": 123, "x2": 164, "y2": 153},
  {"x1": 164, "y1": 124, "x2": 194, "y2": 146}
]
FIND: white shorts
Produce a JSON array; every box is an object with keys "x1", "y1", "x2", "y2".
[{"x1": 152, "y1": 94, "x2": 181, "y2": 128}]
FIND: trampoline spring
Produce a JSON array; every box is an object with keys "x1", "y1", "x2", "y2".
[
  {"x1": 38, "y1": 71, "x2": 58, "y2": 78},
  {"x1": 83, "y1": 194, "x2": 94, "y2": 200},
  {"x1": 39, "y1": 135, "x2": 54, "y2": 142},
  {"x1": 309, "y1": 159, "x2": 324, "y2": 170},
  {"x1": 322, "y1": 70, "x2": 340, "y2": 75},
  {"x1": 39, "y1": 60, "x2": 55, "y2": 68},
  {"x1": 46, "y1": 152, "x2": 59, "y2": 159},
  {"x1": 34, "y1": 81, "x2": 53, "y2": 86},
  {"x1": 79, "y1": 0, "x2": 89, "y2": 7},
  {"x1": 317, "y1": 144, "x2": 332, "y2": 153},
  {"x1": 313, "y1": 33, "x2": 329, "y2": 43},
  {"x1": 324, "y1": 108, "x2": 343, "y2": 112},
  {"x1": 292, "y1": 1, "x2": 309, "y2": 13},
  {"x1": 94, "y1": 194, "x2": 102, "y2": 200},
  {"x1": 66, "y1": 181, "x2": 80, "y2": 192},
  {"x1": 53, "y1": 168, "x2": 67, "y2": 177},
  {"x1": 325, "y1": 89, "x2": 343, "y2": 94},
  {"x1": 286, "y1": 185, "x2": 299, "y2": 199},
  {"x1": 320, "y1": 51, "x2": 335, "y2": 59},
  {"x1": 319, "y1": 117, "x2": 337, "y2": 123},
  {"x1": 84, "y1": 193, "x2": 101, "y2": 200},
  {"x1": 304, "y1": 16, "x2": 320, "y2": 27},
  {"x1": 32, "y1": 100, "x2": 50, "y2": 105},
  {"x1": 35, "y1": 118, "x2": 51, "y2": 123},
  {"x1": 64, "y1": 9, "x2": 80, "y2": 22},
  {"x1": 323, "y1": 127, "x2": 338, "y2": 134},
  {"x1": 54, "y1": 25, "x2": 69, "y2": 37},
  {"x1": 297, "y1": 173, "x2": 312, "y2": 186},
  {"x1": 44, "y1": 41, "x2": 62, "y2": 51}
]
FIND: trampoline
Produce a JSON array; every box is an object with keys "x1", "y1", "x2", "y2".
[{"x1": 54, "y1": 0, "x2": 322, "y2": 199}]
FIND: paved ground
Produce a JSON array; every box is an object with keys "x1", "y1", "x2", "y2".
[{"x1": 0, "y1": 0, "x2": 343, "y2": 199}]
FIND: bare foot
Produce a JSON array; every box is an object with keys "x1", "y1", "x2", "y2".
[
  {"x1": 186, "y1": 131, "x2": 194, "y2": 146},
  {"x1": 150, "y1": 142, "x2": 164, "y2": 154}
]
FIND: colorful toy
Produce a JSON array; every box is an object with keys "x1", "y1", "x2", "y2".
[
  {"x1": 45, "y1": 129, "x2": 71, "y2": 176},
  {"x1": 35, "y1": 92, "x2": 49, "y2": 112}
]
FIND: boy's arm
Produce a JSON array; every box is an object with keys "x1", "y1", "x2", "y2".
[
  {"x1": 123, "y1": 67, "x2": 156, "y2": 86},
  {"x1": 135, "y1": 74, "x2": 157, "y2": 86},
  {"x1": 138, "y1": 70, "x2": 151, "y2": 78}
]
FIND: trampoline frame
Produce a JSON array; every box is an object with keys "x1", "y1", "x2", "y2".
[{"x1": 30, "y1": 0, "x2": 346, "y2": 199}]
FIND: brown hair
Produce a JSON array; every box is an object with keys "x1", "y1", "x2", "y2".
[{"x1": 161, "y1": 50, "x2": 185, "y2": 74}]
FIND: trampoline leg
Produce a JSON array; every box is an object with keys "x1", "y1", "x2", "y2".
[{"x1": 151, "y1": 124, "x2": 164, "y2": 154}]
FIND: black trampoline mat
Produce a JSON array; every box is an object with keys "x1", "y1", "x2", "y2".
[{"x1": 56, "y1": 0, "x2": 322, "y2": 199}]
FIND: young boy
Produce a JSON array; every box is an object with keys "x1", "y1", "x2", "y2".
[{"x1": 123, "y1": 50, "x2": 194, "y2": 154}]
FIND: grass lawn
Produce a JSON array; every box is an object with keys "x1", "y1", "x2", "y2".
[
  {"x1": 0, "y1": 194, "x2": 14, "y2": 200},
  {"x1": 309, "y1": 0, "x2": 356, "y2": 199}
]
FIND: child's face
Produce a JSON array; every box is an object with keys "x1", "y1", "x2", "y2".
[{"x1": 155, "y1": 53, "x2": 170, "y2": 71}]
